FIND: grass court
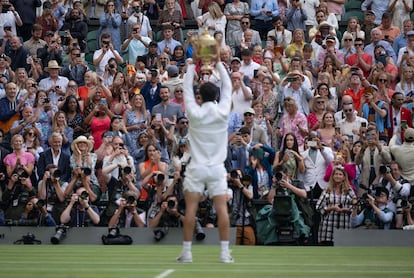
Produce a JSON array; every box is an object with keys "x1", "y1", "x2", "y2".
[{"x1": 1, "y1": 245, "x2": 413, "y2": 277}]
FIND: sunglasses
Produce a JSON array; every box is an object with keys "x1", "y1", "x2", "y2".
[
  {"x1": 180, "y1": 121, "x2": 189, "y2": 124},
  {"x1": 344, "y1": 38, "x2": 353, "y2": 41},
  {"x1": 317, "y1": 101, "x2": 325, "y2": 104},
  {"x1": 175, "y1": 90, "x2": 183, "y2": 93},
  {"x1": 343, "y1": 109, "x2": 353, "y2": 112},
  {"x1": 133, "y1": 28, "x2": 139, "y2": 31},
  {"x1": 319, "y1": 87, "x2": 329, "y2": 91},
  {"x1": 379, "y1": 79, "x2": 388, "y2": 83},
  {"x1": 244, "y1": 113, "x2": 254, "y2": 116},
  {"x1": 354, "y1": 43, "x2": 363, "y2": 46},
  {"x1": 241, "y1": 22, "x2": 249, "y2": 25},
  {"x1": 28, "y1": 132, "x2": 35, "y2": 136}
]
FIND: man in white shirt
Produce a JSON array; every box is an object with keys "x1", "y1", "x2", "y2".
[
  {"x1": 177, "y1": 59, "x2": 234, "y2": 263},
  {"x1": 121, "y1": 23, "x2": 151, "y2": 63},
  {"x1": 93, "y1": 33, "x2": 124, "y2": 76},
  {"x1": 337, "y1": 102, "x2": 368, "y2": 144},
  {"x1": 239, "y1": 48, "x2": 260, "y2": 81},
  {"x1": 231, "y1": 71, "x2": 252, "y2": 117}
]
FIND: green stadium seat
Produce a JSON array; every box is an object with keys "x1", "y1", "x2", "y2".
[
  {"x1": 342, "y1": 10, "x2": 365, "y2": 24},
  {"x1": 87, "y1": 40, "x2": 97, "y2": 53},
  {"x1": 85, "y1": 52, "x2": 94, "y2": 64},
  {"x1": 344, "y1": 0, "x2": 362, "y2": 12},
  {"x1": 87, "y1": 29, "x2": 99, "y2": 42}
]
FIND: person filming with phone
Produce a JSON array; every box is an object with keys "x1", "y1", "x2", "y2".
[{"x1": 388, "y1": 92, "x2": 412, "y2": 141}]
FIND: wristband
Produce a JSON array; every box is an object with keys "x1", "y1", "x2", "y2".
[{"x1": 85, "y1": 206, "x2": 90, "y2": 211}]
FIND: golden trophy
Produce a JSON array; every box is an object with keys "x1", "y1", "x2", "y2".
[{"x1": 191, "y1": 28, "x2": 219, "y2": 69}]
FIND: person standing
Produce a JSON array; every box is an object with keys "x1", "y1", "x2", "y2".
[{"x1": 177, "y1": 57, "x2": 233, "y2": 263}]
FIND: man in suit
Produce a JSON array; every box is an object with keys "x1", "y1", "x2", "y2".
[
  {"x1": 37, "y1": 132, "x2": 71, "y2": 183},
  {"x1": 388, "y1": 92, "x2": 412, "y2": 141},
  {"x1": 242, "y1": 108, "x2": 268, "y2": 145},
  {"x1": 228, "y1": 15, "x2": 261, "y2": 56}
]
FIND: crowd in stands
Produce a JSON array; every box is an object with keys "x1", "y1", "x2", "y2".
[{"x1": 0, "y1": 0, "x2": 414, "y2": 246}]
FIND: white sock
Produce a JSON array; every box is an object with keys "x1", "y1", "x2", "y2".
[
  {"x1": 183, "y1": 241, "x2": 192, "y2": 253},
  {"x1": 220, "y1": 241, "x2": 229, "y2": 254}
]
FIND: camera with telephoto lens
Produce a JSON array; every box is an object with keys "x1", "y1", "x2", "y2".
[
  {"x1": 108, "y1": 227, "x2": 120, "y2": 238},
  {"x1": 274, "y1": 172, "x2": 283, "y2": 182},
  {"x1": 180, "y1": 162, "x2": 186, "y2": 177},
  {"x1": 230, "y1": 170, "x2": 239, "y2": 179},
  {"x1": 126, "y1": 195, "x2": 136, "y2": 205},
  {"x1": 379, "y1": 165, "x2": 391, "y2": 175},
  {"x1": 80, "y1": 191, "x2": 89, "y2": 200},
  {"x1": 123, "y1": 166, "x2": 132, "y2": 175},
  {"x1": 167, "y1": 199, "x2": 176, "y2": 209},
  {"x1": 51, "y1": 225, "x2": 68, "y2": 244},
  {"x1": 194, "y1": 218, "x2": 205, "y2": 240},
  {"x1": 153, "y1": 173, "x2": 165, "y2": 184},
  {"x1": 81, "y1": 167, "x2": 92, "y2": 176},
  {"x1": 44, "y1": 97, "x2": 50, "y2": 103},
  {"x1": 153, "y1": 226, "x2": 169, "y2": 241},
  {"x1": 36, "y1": 199, "x2": 45, "y2": 208}
]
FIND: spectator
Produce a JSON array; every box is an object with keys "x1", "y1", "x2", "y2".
[
  {"x1": 279, "y1": 70, "x2": 313, "y2": 116},
  {"x1": 92, "y1": 33, "x2": 123, "y2": 77},
  {"x1": 364, "y1": 28, "x2": 397, "y2": 65},
  {"x1": 20, "y1": 196, "x2": 56, "y2": 226},
  {"x1": 252, "y1": 99, "x2": 274, "y2": 147},
  {"x1": 267, "y1": 15, "x2": 292, "y2": 49},
  {"x1": 230, "y1": 71, "x2": 252, "y2": 117},
  {"x1": 377, "y1": 11, "x2": 401, "y2": 44},
  {"x1": 389, "y1": 127, "x2": 414, "y2": 184},
  {"x1": 157, "y1": 24, "x2": 182, "y2": 56},
  {"x1": 316, "y1": 165, "x2": 356, "y2": 245},
  {"x1": 50, "y1": 0, "x2": 65, "y2": 30},
  {"x1": 346, "y1": 38, "x2": 373, "y2": 79},
  {"x1": 38, "y1": 60, "x2": 69, "y2": 112},
  {"x1": 242, "y1": 107, "x2": 267, "y2": 145},
  {"x1": 388, "y1": 92, "x2": 413, "y2": 141},
  {"x1": 285, "y1": 28, "x2": 306, "y2": 59},
  {"x1": 343, "y1": 16, "x2": 365, "y2": 42},
  {"x1": 197, "y1": 2, "x2": 226, "y2": 47},
  {"x1": 37, "y1": 132, "x2": 71, "y2": 183},
  {"x1": 360, "y1": 85, "x2": 390, "y2": 142},
  {"x1": 0, "y1": 82, "x2": 24, "y2": 133},
  {"x1": 351, "y1": 187, "x2": 394, "y2": 229},
  {"x1": 127, "y1": 0, "x2": 152, "y2": 39},
  {"x1": 388, "y1": 0, "x2": 413, "y2": 32},
  {"x1": 228, "y1": 15, "x2": 261, "y2": 56},
  {"x1": 273, "y1": 132, "x2": 305, "y2": 179},
  {"x1": 250, "y1": 0, "x2": 279, "y2": 40},
  {"x1": 307, "y1": 95, "x2": 327, "y2": 131},
  {"x1": 224, "y1": 0, "x2": 250, "y2": 48},
  {"x1": 162, "y1": 65, "x2": 183, "y2": 96},
  {"x1": 6, "y1": 36, "x2": 30, "y2": 72},
  {"x1": 60, "y1": 8, "x2": 88, "y2": 53},
  {"x1": 361, "y1": 0, "x2": 391, "y2": 25},
  {"x1": 61, "y1": 95, "x2": 84, "y2": 139},
  {"x1": 0, "y1": 0, "x2": 22, "y2": 39},
  {"x1": 285, "y1": 0, "x2": 307, "y2": 33},
  {"x1": 395, "y1": 66, "x2": 414, "y2": 97},
  {"x1": 12, "y1": 0, "x2": 41, "y2": 41},
  {"x1": 140, "y1": 68, "x2": 162, "y2": 111},
  {"x1": 99, "y1": 0, "x2": 122, "y2": 52},
  {"x1": 157, "y1": 0, "x2": 185, "y2": 42},
  {"x1": 121, "y1": 23, "x2": 151, "y2": 64},
  {"x1": 22, "y1": 24, "x2": 46, "y2": 57},
  {"x1": 36, "y1": 32, "x2": 63, "y2": 69},
  {"x1": 239, "y1": 48, "x2": 260, "y2": 81},
  {"x1": 60, "y1": 48, "x2": 89, "y2": 87},
  {"x1": 393, "y1": 19, "x2": 413, "y2": 59},
  {"x1": 355, "y1": 126, "x2": 392, "y2": 193},
  {"x1": 60, "y1": 186, "x2": 100, "y2": 227},
  {"x1": 35, "y1": 1, "x2": 58, "y2": 38},
  {"x1": 9, "y1": 105, "x2": 42, "y2": 137},
  {"x1": 21, "y1": 127, "x2": 43, "y2": 162}
]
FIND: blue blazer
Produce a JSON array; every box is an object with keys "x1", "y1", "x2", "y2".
[{"x1": 37, "y1": 149, "x2": 71, "y2": 183}]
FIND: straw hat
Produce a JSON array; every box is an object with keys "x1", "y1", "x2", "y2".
[
  {"x1": 71, "y1": 135, "x2": 93, "y2": 153},
  {"x1": 45, "y1": 60, "x2": 61, "y2": 72}
]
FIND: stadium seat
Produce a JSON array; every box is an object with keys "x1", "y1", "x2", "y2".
[
  {"x1": 85, "y1": 52, "x2": 94, "y2": 65},
  {"x1": 344, "y1": 0, "x2": 362, "y2": 12},
  {"x1": 87, "y1": 29, "x2": 99, "y2": 42},
  {"x1": 342, "y1": 10, "x2": 365, "y2": 24},
  {"x1": 87, "y1": 40, "x2": 97, "y2": 53}
]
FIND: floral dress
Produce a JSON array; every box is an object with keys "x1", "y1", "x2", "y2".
[
  {"x1": 125, "y1": 109, "x2": 146, "y2": 148},
  {"x1": 35, "y1": 108, "x2": 53, "y2": 149}
]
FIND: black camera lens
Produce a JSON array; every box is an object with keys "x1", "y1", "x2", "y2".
[
  {"x1": 126, "y1": 195, "x2": 136, "y2": 204},
  {"x1": 275, "y1": 172, "x2": 283, "y2": 181},
  {"x1": 82, "y1": 167, "x2": 92, "y2": 176},
  {"x1": 44, "y1": 98, "x2": 50, "y2": 103},
  {"x1": 123, "y1": 166, "x2": 132, "y2": 175},
  {"x1": 379, "y1": 165, "x2": 390, "y2": 175},
  {"x1": 157, "y1": 173, "x2": 165, "y2": 183},
  {"x1": 109, "y1": 64, "x2": 115, "y2": 69},
  {"x1": 230, "y1": 170, "x2": 239, "y2": 179},
  {"x1": 36, "y1": 199, "x2": 45, "y2": 207},
  {"x1": 167, "y1": 200, "x2": 175, "y2": 209},
  {"x1": 53, "y1": 169, "x2": 61, "y2": 178},
  {"x1": 80, "y1": 191, "x2": 89, "y2": 199}
]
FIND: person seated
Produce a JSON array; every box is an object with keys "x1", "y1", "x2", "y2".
[
  {"x1": 60, "y1": 186, "x2": 100, "y2": 227},
  {"x1": 351, "y1": 187, "x2": 395, "y2": 229},
  {"x1": 19, "y1": 196, "x2": 56, "y2": 226},
  {"x1": 107, "y1": 190, "x2": 145, "y2": 228}
]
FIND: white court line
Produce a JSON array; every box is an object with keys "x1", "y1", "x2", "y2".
[{"x1": 155, "y1": 269, "x2": 175, "y2": 278}]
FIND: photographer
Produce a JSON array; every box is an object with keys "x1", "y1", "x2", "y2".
[
  {"x1": 108, "y1": 190, "x2": 145, "y2": 228},
  {"x1": 148, "y1": 194, "x2": 183, "y2": 240},
  {"x1": 351, "y1": 187, "x2": 395, "y2": 229},
  {"x1": 102, "y1": 163, "x2": 140, "y2": 225},
  {"x1": 2, "y1": 166, "x2": 36, "y2": 220},
  {"x1": 20, "y1": 197, "x2": 56, "y2": 226},
  {"x1": 38, "y1": 164, "x2": 68, "y2": 224},
  {"x1": 60, "y1": 9, "x2": 88, "y2": 53},
  {"x1": 60, "y1": 48, "x2": 89, "y2": 86},
  {"x1": 379, "y1": 161, "x2": 412, "y2": 228},
  {"x1": 102, "y1": 136, "x2": 135, "y2": 181},
  {"x1": 267, "y1": 166, "x2": 310, "y2": 241},
  {"x1": 60, "y1": 187, "x2": 100, "y2": 227},
  {"x1": 228, "y1": 169, "x2": 255, "y2": 245}
]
